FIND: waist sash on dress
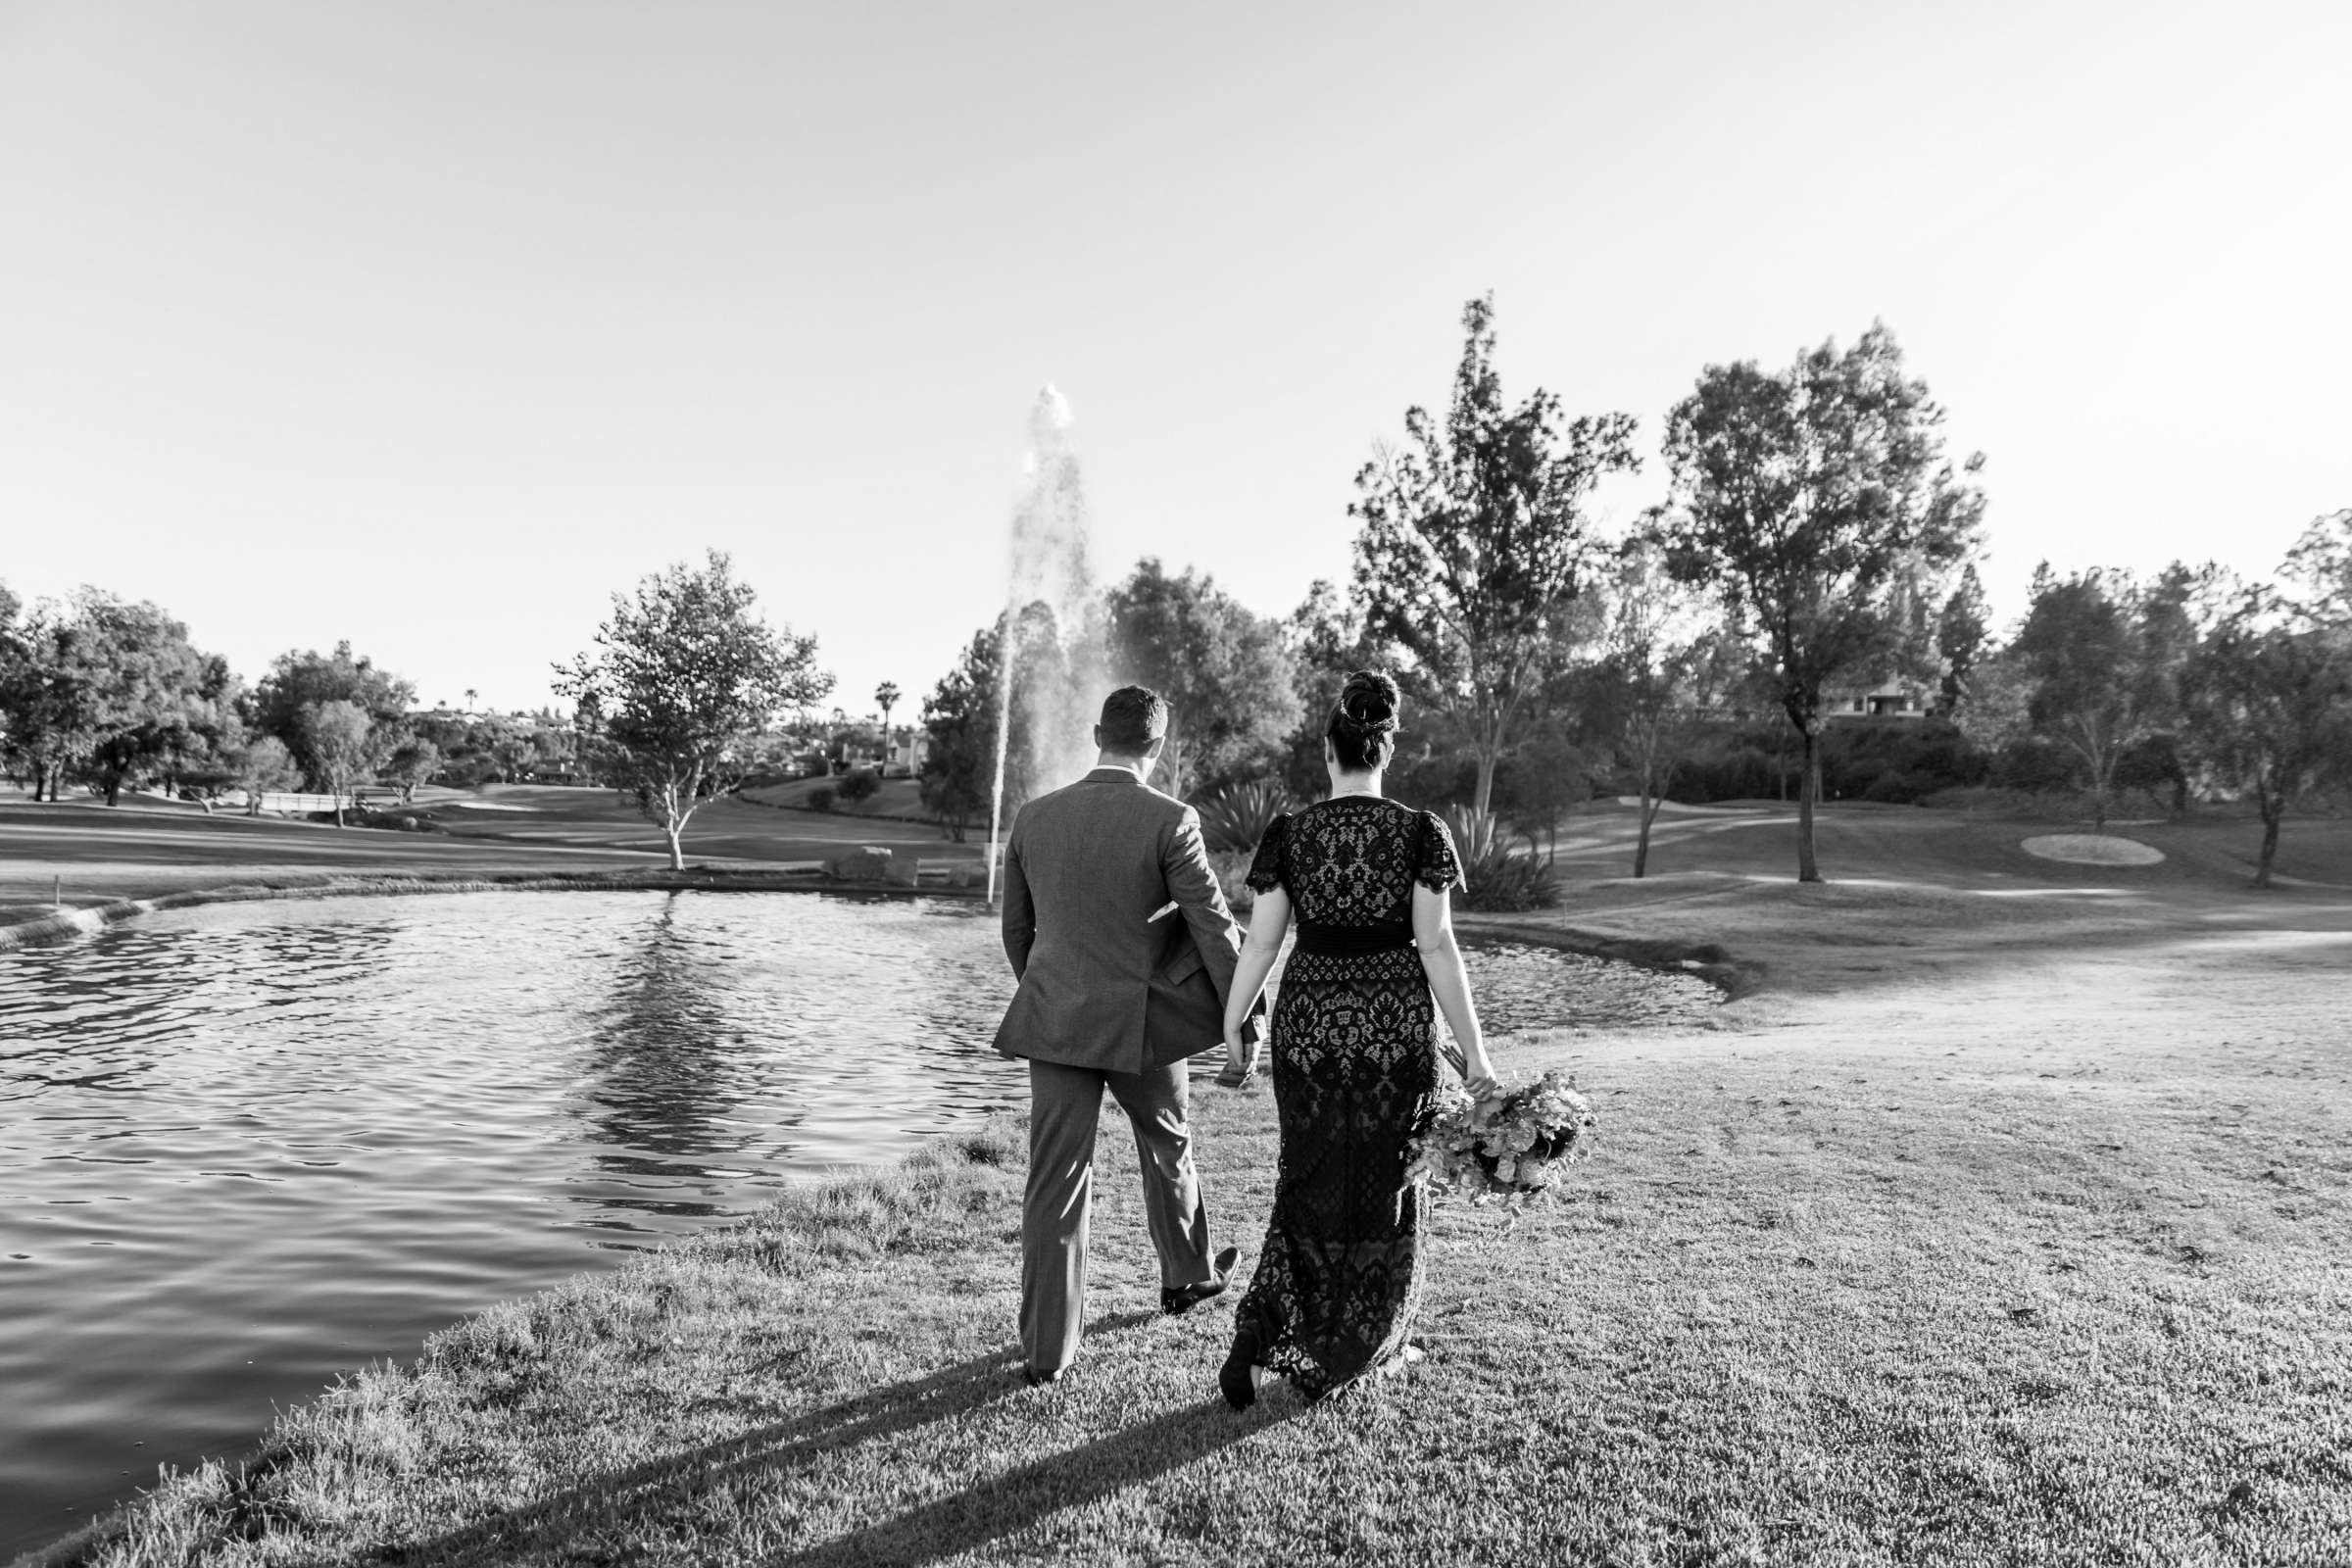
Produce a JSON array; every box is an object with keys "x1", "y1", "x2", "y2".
[{"x1": 1294, "y1": 919, "x2": 1416, "y2": 957}]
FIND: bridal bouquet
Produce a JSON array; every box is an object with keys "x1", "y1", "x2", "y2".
[{"x1": 1408, "y1": 1066, "x2": 1595, "y2": 1205}]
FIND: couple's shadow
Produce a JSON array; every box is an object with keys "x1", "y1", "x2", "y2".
[{"x1": 380, "y1": 1309, "x2": 1294, "y2": 1567}]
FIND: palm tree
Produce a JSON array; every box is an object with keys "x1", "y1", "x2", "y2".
[
  {"x1": 464, "y1": 688, "x2": 478, "y2": 712},
  {"x1": 875, "y1": 680, "x2": 901, "y2": 771}
]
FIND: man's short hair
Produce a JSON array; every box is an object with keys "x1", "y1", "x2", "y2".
[{"x1": 1098, "y1": 685, "x2": 1168, "y2": 755}]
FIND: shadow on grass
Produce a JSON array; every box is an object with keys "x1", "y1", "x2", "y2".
[
  {"x1": 765, "y1": 1393, "x2": 1284, "y2": 1568},
  {"x1": 378, "y1": 1308, "x2": 1283, "y2": 1566}
]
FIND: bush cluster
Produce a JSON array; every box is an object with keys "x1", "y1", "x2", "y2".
[
  {"x1": 1672, "y1": 719, "x2": 1991, "y2": 807},
  {"x1": 1444, "y1": 806, "x2": 1560, "y2": 912}
]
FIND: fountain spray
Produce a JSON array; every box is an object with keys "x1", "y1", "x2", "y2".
[{"x1": 986, "y1": 386, "x2": 1102, "y2": 904}]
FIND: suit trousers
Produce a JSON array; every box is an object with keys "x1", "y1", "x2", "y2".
[{"x1": 1020, "y1": 1056, "x2": 1215, "y2": 1374}]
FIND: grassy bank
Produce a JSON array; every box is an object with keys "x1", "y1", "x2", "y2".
[
  {"x1": 0, "y1": 786, "x2": 985, "y2": 923},
  {"x1": 29, "y1": 908, "x2": 2350, "y2": 1566}
]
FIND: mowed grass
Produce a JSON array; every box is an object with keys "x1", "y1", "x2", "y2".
[{"x1": 47, "y1": 1015, "x2": 2350, "y2": 1568}]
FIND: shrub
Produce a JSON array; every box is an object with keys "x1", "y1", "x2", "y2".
[
  {"x1": 1860, "y1": 769, "x2": 1937, "y2": 805},
  {"x1": 808, "y1": 786, "x2": 836, "y2": 812},
  {"x1": 1195, "y1": 780, "x2": 1291, "y2": 854},
  {"x1": 1820, "y1": 718, "x2": 1986, "y2": 801},
  {"x1": 1443, "y1": 805, "x2": 1559, "y2": 912},
  {"x1": 1990, "y1": 736, "x2": 2076, "y2": 794},
  {"x1": 837, "y1": 767, "x2": 881, "y2": 806},
  {"x1": 1678, "y1": 743, "x2": 1784, "y2": 804}
]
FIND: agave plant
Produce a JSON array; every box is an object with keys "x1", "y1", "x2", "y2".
[
  {"x1": 1195, "y1": 779, "x2": 1293, "y2": 854},
  {"x1": 1442, "y1": 804, "x2": 1560, "y2": 911}
]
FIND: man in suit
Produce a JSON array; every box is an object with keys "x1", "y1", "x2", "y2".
[{"x1": 996, "y1": 684, "x2": 1248, "y2": 1385}]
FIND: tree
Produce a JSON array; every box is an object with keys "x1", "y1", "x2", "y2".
[
  {"x1": 382, "y1": 736, "x2": 442, "y2": 804},
  {"x1": 1102, "y1": 558, "x2": 1299, "y2": 798},
  {"x1": 63, "y1": 592, "x2": 217, "y2": 807},
  {"x1": 1653, "y1": 322, "x2": 1985, "y2": 881},
  {"x1": 1936, "y1": 564, "x2": 1990, "y2": 716},
  {"x1": 1277, "y1": 579, "x2": 1381, "y2": 800},
  {"x1": 2180, "y1": 591, "x2": 2351, "y2": 887},
  {"x1": 237, "y1": 734, "x2": 303, "y2": 815},
  {"x1": 0, "y1": 604, "x2": 102, "y2": 800},
  {"x1": 300, "y1": 700, "x2": 373, "y2": 826},
  {"x1": 252, "y1": 642, "x2": 415, "y2": 791},
  {"x1": 2179, "y1": 514, "x2": 2352, "y2": 886},
  {"x1": 529, "y1": 716, "x2": 574, "y2": 781},
  {"x1": 919, "y1": 624, "x2": 999, "y2": 841},
  {"x1": 161, "y1": 655, "x2": 249, "y2": 810},
  {"x1": 1594, "y1": 541, "x2": 1742, "y2": 876},
  {"x1": 875, "y1": 680, "x2": 901, "y2": 768},
  {"x1": 2282, "y1": 508, "x2": 2352, "y2": 622},
  {"x1": 1498, "y1": 717, "x2": 1593, "y2": 866},
  {"x1": 1949, "y1": 649, "x2": 2034, "y2": 760},
  {"x1": 485, "y1": 719, "x2": 537, "y2": 783},
  {"x1": 2010, "y1": 566, "x2": 2178, "y2": 832},
  {"x1": 554, "y1": 551, "x2": 833, "y2": 870},
  {"x1": 1350, "y1": 297, "x2": 1639, "y2": 814}
]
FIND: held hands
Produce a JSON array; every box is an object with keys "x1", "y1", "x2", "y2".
[{"x1": 1216, "y1": 1021, "x2": 1260, "y2": 1090}]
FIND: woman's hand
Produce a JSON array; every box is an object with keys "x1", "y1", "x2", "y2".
[{"x1": 1460, "y1": 1042, "x2": 1498, "y2": 1102}]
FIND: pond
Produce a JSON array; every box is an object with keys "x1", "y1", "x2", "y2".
[{"x1": 0, "y1": 890, "x2": 1718, "y2": 1553}]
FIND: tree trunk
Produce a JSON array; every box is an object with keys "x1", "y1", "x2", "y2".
[
  {"x1": 1634, "y1": 787, "x2": 1659, "y2": 878},
  {"x1": 1473, "y1": 748, "x2": 1498, "y2": 816},
  {"x1": 1797, "y1": 725, "x2": 1822, "y2": 883},
  {"x1": 2254, "y1": 792, "x2": 2282, "y2": 889},
  {"x1": 104, "y1": 772, "x2": 122, "y2": 808},
  {"x1": 664, "y1": 819, "x2": 686, "y2": 871}
]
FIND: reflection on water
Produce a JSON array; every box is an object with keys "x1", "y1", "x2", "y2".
[
  {"x1": 0, "y1": 890, "x2": 1716, "y2": 1554},
  {"x1": 579, "y1": 895, "x2": 761, "y2": 1214}
]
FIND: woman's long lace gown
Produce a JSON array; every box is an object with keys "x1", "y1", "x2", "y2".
[{"x1": 1234, "y1": 796, "x2": 1463, "y2": 1396}]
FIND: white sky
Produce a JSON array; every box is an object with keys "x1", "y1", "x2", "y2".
[{"x1": 3, "y1": 1, "x2": 2346, "y2": 716}]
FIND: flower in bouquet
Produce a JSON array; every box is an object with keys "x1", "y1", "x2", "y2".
[{"x1": 1409, "y1": 1067, "x2": 1595, "y2": 1206}]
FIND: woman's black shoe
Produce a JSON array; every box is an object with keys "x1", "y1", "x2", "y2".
[{"x1": 1219, "y1": 1332, "x2": 1261, "y2": 1410}]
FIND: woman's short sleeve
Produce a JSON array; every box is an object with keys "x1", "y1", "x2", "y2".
[
  {"x1": 1416, "y1": 811, "x2": 1465, "y2": 894},
  {"x1": 1245, "y1": 812, "x2": 1291, "y2": 894}
]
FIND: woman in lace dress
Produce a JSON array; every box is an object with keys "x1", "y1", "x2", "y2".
[{"x1": 1215, "y1": 670, "x2": 1497, "y2": 1408}]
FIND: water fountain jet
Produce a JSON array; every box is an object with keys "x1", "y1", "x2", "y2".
[{"x1": 987, "y1": 387, "x2": 1104, "y2": 904}]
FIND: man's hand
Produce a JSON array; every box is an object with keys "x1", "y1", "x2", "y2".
[{"x1": 1216, "y1": 1023, "x2": 1260, "y2": 1089}]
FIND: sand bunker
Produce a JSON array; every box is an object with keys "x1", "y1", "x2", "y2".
[{"x1": 2021, "y1": 834, "x2": 2166, "y2": 866}]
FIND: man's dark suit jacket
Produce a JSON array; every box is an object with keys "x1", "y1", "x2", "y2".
[{"x1": 994, "y1": 766, "x2": 1242, "y2": 1074}]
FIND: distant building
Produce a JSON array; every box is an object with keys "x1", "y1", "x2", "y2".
[
  {"x1": 887, "y1": 729, "x2": 929, "y2": 778},
  {"x1": 1822, "y1": 678, "x2": 1938, "y2": 721}
]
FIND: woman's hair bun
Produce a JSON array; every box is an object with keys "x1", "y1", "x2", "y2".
[{"x1": 1335, "y1": 669, "x2": 1400, "y2": 733}]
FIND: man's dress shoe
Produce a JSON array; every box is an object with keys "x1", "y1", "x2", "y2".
[{"x1": 1161, "y1": 1245, "x2": 1242, "y2": 1315}]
